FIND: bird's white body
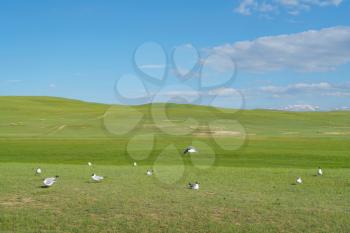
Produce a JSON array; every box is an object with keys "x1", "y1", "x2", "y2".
[
  {"x1": 188, "y1": 148, "x2": 196, "y2": 153},
  {"x1": 91, "y1": 174, "x2": 104, "y2": 182},
  {"x1": 88, "y1": 162, "x2": 92, "y2": 167},
  {"x1": 192, "y1": 183, "x2": 200, "y2": 190},
  {"x1": 133, "y1": 162, "x2": 137, "y2": 167},
  {"x1": 146, "y1": 170, "x2": 153, "y2": 176},
  {"x1": 188, "y1": 182, "x2": 200, "y2": 190},
  {"x1": 43, "y1": 177, "x2": 57, "y2": 187},
  {"x1": 36, "y1": 168, "x2": 42, "y2": 175},
  {"x1": 296, "y1": 177, "x2": 303, "y2": 184},
  {"x1": 184, "y1": 146, "x2": 197, "y2": 154},
  {"x1": 317, "y1": 168, "x2": 323, "y2": 176}
]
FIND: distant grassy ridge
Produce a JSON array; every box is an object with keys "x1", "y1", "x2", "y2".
[
  {"x1": 0, "y1": 96, "x2": 349, "y2": 168},
  {"x1": 1, "y1": 96, "x2": 350, "y2": 138}
]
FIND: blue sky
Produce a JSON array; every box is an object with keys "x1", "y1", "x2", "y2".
[{"x1": 0, "y1": 0, "x2": 349, "y2": 110}]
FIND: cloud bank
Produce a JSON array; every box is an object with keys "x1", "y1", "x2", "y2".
[
  {"x1": 259, "y1": 81, "x2": 350, "y2": 97},
  {"x1": 234, "y1": 0, "x2": 343, "y2": 16},
  {"x1": 282, "y1": 104, "x2": 320, "y2": 111},
  {"x1": 211, "y1": 26, "x2": 350, "y2": 72}
]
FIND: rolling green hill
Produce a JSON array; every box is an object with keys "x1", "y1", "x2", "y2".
[
  {"x1": 1, "y1": 96, "x2": 350, "y2": 138},
  {"x1": 0, "y1": 96, "x2": 349, "y2": 168}
]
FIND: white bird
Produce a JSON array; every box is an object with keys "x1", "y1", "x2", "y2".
[
  {"x1": 183, "y1": 146, "x2": 197, "y2": 154},
  {"x1": 188, "y1": 182, "x2": 200, "y2": 190},
  {"x1": 296, "y1": 177, "x2": 303, "y2": 184},
  {"x1": 91, "y1": 173, "x2": 104, "y2": 182},
  {"x1": 192, "y1": 182, "x2": 200, "y2": 190},
  {"x1": 43, "y1": 176, "x2": 59, "y2": 187},
  {"x1": 146, "y1": 169, "x2": 153, "y2": 176},
  {"x1": 88, "y1": 162, "x2": 92, "y2": 167},
  {"x1": 133, "y1": 162, "x2": 137, "y2": 167},
  {"x1": 35, "y1": 168, "x2": 42, "y2": 175},
  {"x1": 317, "y1": 167, "x2": 323, "y2": 176}
]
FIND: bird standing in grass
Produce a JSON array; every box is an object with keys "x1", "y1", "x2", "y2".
[
  {"x1": 192, "y1": 182, "x2": 200, "y2": 190},
  {"x1": 183, "y1": 146, "x2": 197, "y2": 155},
  {"x1": 35, "y1": 168, "x2": 42, "y2": 175},
  {"x1": 43, "y1": 176, "x2": 59, "y2": 187},
  {"x1": 188, "y1": 182, "x2": 200, "y2": 190},
  {"x1": 133, "y1": 162, "x2": 137, "y2": 167},
  {"x1": 296, "y1": 177, "x2": 303, "y2": 184},
  {"x1": 317, "y1": 167, "x2": 323, "y2": 176},
  {"x1": 91, "y1": 173, "x2": 104, "y2": 182},
  {"x1": 146, "y1": 169, "x2": 153, "y2": 176}
]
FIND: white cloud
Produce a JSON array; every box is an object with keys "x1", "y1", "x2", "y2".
[
  {"x1": 258, "y1": 81, "x2": 350, "y2": 99},
  {"x1": 260, "y1": 82, "x2": 332, "y2": 94},
  {"x1": 279, "y1": 0, "x2": 343, "y2": 7},
  {"x1": 159, "y1": 88, "x2": 240, "y2": 98},
  {"x1": 208, "y1": 88, "x2": 240, "y2": 96},
  {"x1": 211, "y1": 26, "x2": 350, "y2": 72},
  {"x1": 283, "y1": 104, "x2": 320, "y2": 111},
  {"x1": 161, "y1": 90, "x2": 200, "y2": 98},
  {"x1": 324, "y1": 91, "x2": 350, "y2": 97},
  {"x1": 234, "y1": 0, "x2": 277, "y2": 15},
  {"x1": 234, "y1": 0, "x2": 258, "y2": 15},
  {"x1": 334, "y1": 106, "x2": 350, "y2": 110},
  {"x1": 234, "y1": 0, "x2": 343, "y2": 16},
  {"x1": 259, "y1": 2, "x2": 276, "y2": 12}
]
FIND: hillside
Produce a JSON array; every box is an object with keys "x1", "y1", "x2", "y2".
[
  {"x1": 0, "y1": 96, "x2": 349, "y2": 167},
  {"x1": 0, "y1": 96, "x2": 349, "y2": 138}
]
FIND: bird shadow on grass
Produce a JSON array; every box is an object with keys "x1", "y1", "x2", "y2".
[{"x1": 40, "y1": 185, "x2": 49, "y2": 188}]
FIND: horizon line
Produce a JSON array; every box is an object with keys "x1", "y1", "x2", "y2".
[{"x1": 0, "y1": 95, "x2": 349, "y2": 113}]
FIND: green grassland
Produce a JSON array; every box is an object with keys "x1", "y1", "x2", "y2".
[{"x1": 0, "y1": 96, "x2": 349, "y2": 232}]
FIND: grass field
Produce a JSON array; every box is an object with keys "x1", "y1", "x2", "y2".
[{"x1": 0, "y1": 96, "x2": 349, "y2": 232}]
